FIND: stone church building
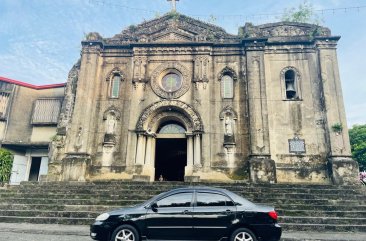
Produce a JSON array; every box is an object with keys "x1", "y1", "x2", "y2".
[{"x1": 1, "y1": 13, "x2": 359, "y2": 184}]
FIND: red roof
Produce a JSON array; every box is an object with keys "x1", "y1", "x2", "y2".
[{"x1": 0, "y1": 76, "x2": 66, "y2": 90}]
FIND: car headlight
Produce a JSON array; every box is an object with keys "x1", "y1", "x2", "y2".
[{"x1": 95, "y1": 213, "x2": 110, "y2": 221}]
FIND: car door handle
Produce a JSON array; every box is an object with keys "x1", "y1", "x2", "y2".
[
  {"x1": 225, "y1": 209, "x2": 233, "y2": 214},
  {"x1": 182, "y1": 210, "x2": 191, "y2": 214}
]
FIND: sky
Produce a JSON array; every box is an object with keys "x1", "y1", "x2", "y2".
[{"x1": 0, "y1": 0, "x2": 365, "y2": 126}]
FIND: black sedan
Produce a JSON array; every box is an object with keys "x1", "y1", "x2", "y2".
[{"x1": 90, "y1": 186, "x2": 281, "y2": 241}]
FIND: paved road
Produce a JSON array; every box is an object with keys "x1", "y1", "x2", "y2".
[
  {"x1": 1, "y1": 223, "x2": 366, "y2": 241},
  {"x1": 0, "y1": 232, "x2": 91, "y2": 241}
]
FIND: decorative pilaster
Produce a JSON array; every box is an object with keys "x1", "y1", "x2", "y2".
[
  {"x1": 245, "y1": 41, "x2": 276, "y2": 183},
  {"x1": 316, "y1": 37, "x2": 359, "y2": 184}
]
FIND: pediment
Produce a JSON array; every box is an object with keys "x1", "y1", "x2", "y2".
[
  {"x1": 106, "y1": 13, "x2": 239, "y2": 44},
  {"x1": 152, "y1": 30, "x2": 194, "y2": 42}
]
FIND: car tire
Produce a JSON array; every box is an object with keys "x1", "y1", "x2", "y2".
[
  {"x1": 110, "y1": 224, "x2": 140, "y2": 241},
  {"x1": 230, "y1": 228, "x2": 257, "y2": 241}
]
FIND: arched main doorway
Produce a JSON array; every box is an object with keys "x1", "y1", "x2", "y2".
[
  {"x1": 155, "y1": 122, "x2": 187, "y2": 181},
  {"x1": 135, "y1": 100, "x2": 204, "y2": 182}
]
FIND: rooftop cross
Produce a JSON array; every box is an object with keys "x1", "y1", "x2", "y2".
[{"x1": 167, "y1": 0, "x2": 179, "y2": 12}]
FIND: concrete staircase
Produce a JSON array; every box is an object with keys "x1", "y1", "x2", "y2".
[{"x1": 0, "y1": 181, "x2": 365, "y2": 233}]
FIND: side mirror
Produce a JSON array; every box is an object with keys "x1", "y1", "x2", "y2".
[{"x1": 151, "y1": 202, "x2": 158, "y2": 212}]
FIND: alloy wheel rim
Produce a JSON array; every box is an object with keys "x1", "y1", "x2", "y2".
[
  {"x1": 234, "y1": 231, "x2": 253, "y2": 241},
  {"x1": 115, "y1": 229, "x2": 135, "y2": 241}
]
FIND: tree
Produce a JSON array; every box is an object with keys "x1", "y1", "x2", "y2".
[
  {"x1": 349, "y1": 124, "x2": 366, "y2": 171},
  {"x1": 0, "y1": 148, "x2": 13, "y2": 184},
  {"x1": 281, "y1": 0, "x2": 322, "y2": 24}
]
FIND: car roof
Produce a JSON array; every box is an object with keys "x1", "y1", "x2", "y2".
[{"x1": 166, "y1": 186, "x2": 230, "y2": 194}]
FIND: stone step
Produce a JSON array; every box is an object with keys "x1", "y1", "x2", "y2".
[
  {"x1": 277, "y1": 209, "x2": 366, "y2": 218},
  {"x1": 0, "y1": 216, "x2": 94, "y2": 225},
  {"x1": 14, "y1": 184, "x2": 365, "y2": 193},
  {"x1": 1, "y1": 197, "x2": 364, "y2": 206},
  {"x1": 280, "y1": 216, "x2": 366, "y2": 225},
  {"x1": 0, "y1": 210, "x2": 100, "y2": 218},
  {"x1": 0, "y1": 203, "x2": 119, "y2": 212},
  {"x1": 1, "y1": 181, "x2": 364, "y2": 233},
  {"x1": 1, "y1": 191, "x2": 364, "y2": 201},
  {"x1": 0, "y1": 191, "x2": 364, "y2": 203},
  {"x1": 281, "y1": 223, "x2": 366, "y2": 232},
  {"x1": 274, "y1": 204, "x2": 366, "y2": 211},
  {"x1": 19, "y1": 181, "x2": 365, "y2": 189}
]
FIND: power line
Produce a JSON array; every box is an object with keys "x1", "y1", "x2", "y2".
[{"x1": 89, "y1": 0, "x2": 366, "y2": 22}]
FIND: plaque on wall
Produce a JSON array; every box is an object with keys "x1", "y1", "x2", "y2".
[{"x1": 288, "y1": 136, "x2": 306, "y2": 154}]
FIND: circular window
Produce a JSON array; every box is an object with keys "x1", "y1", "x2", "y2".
[
  {"x1": 151, "y1": 63, "x2": 191, "y2": 99},
  {"x1": 161, "y1": 73, "x2": 182, "y2": 93}
]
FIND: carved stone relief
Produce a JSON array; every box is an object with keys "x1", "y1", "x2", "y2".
[
  {"x1": 218, "y1": 66, "x2": 238, "y2": 82},
  {"x1": 220, "y1": 106, "x2": 237, "y2": 145},
  {"x1": 57, "y1": 60, "x2": 80, "y2": 135},
  {"x1": 150, "y1": 62, "x2": 191, "y2": 99},
  {"x1": 106, "y1": 67, "x2": 125, "y2": 82},
  {"x1": 103, "y1": 106, "x2": 121, "y2": 144},
  {"x1": 132, "y1": 57, "x2": 148, "y2": 87},
  {"x1": 74, "y1": 127, "x2": 83, "y2": 152},
  {"x1": 136, "y1": 100, "x2": 203, "y2": 132}
]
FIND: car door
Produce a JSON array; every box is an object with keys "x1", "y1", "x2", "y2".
[
  {"x1": 145, "y1": 191, "x2": 194, "y2": 240},
  {"x1": 193, "y1": 191, "x2": 236, "y2": 240}
]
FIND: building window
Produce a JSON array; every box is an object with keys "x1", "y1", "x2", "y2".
[
  {"x1": 0, "y1": 81, "x2": 14, "y2": 119},
  {"x1": 221, "y1": 75, "x2": 234, "y2": 99},
  {"x1": 281, "y1": 67, "x2": 301, "y2": 100},
  {"x1": 106, "y1": 68, "x2": 124, "y2": 99},
  {"x1": 159, "y1": 123, "x2": 186, "y2": 134},
  {"x1": 0, "y1": 92, "x2": 10, "y2": 118},
  {"x1": 31, "y1": 98, "x2": 62, "y2": 125},
  {"x1": 110, "y1": 75, "x2": 121, "y2": 98}
]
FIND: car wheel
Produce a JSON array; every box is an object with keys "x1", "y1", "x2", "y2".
[
  {"x1": 110, "y1": 224, "x2": 139, "y2": 241},
  {"x1": 230, "y1": 228, "x2": 257, "y2": 241}
]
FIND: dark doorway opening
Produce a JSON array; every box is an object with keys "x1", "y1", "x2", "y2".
[
  {"x1": 155, "y1": 138, "x2": 187, "y2": 181},
  {"x1": 29, "y1": 157, "x2": 41, "y2": 181}
]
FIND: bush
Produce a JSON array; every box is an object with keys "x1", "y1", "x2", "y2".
[{"x1": 0, "y1": 148, "x2": 14, "y2": 183}]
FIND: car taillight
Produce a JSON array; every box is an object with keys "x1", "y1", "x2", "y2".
[{"x1": 268, "y1": 211, "x2": 278, "y2": 220}]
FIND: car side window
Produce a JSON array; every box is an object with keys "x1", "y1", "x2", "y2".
[
  {"x1": 156, "y1": 192, "x2": 192, "y2": 208},
  {"x1": 196, "y1": 192, "x2": 235, "y2": 207}
]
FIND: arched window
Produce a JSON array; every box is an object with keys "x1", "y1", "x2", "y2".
[
  {"x1": 159, "y1": 123, "x2": 186, "y2": 134},
  {"x1": 221, "y1": 75, "x2": 234, "y2": 99},
  {"x1": 110, "y1": 75, "x2": 121, "y2": 98},
  {"x1": 281, "y1": 67, "x2": 301, "y2": 100}
]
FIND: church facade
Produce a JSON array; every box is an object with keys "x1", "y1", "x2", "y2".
[{"x1": 41, "y1": 14, "x2": 358, "y2": 184}]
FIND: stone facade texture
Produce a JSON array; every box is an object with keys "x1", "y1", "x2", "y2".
[{"x1": 24, "y1": 13, "x2": 358, "y2": 184}]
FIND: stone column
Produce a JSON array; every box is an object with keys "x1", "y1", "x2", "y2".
[
  {"x1": 142, "y1": 135, "x2": 156, "y2": 181},
  {"x1": 246, "y1": 42, "x2": 276, "y2": 183},
  {"x1": 135, "y1": 134, "x2": 146, "y2": 165},
  {"x1": 317, "y1": 38, "x2": 359, "y2": 184},
  {"x1": 194, "y1": 134, "x2": 202, "y2": 167},
  {"x1": 144, "y1": 136, "x2": 153, "y2": 165},
  {"x1": 185, "y1": 134, "x2": 194, "y2": 176}
]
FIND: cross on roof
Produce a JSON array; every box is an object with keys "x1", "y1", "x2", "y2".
[{"x1": 167, "y1": 0, "x2": 179, "y2": 12}]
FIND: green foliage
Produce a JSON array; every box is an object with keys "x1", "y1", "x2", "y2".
[
  {"x1": 167, "y1": 11, "x2": 180, "y2": 21},
  {"x1": 155, "y1": 12, "x2": 161, "y2": 18},
  {"x1": 207, "y1": 15, "x2": 217, "y2": 24},
  {"x1": 281, "y1": 0, "x2": 322, "y2": 24},
  {"x1": 128, "y1": 25, "x2": 137, "y2": 32},
  {"x1": 0, "y1": 148, "x2": 14, "y2": 183},
  {"x1": 331, "y1": 123, "x2": 343, "y2": 133},
  {"x1": 349, "y1": 124, "x2": 366, "y2": 170}
]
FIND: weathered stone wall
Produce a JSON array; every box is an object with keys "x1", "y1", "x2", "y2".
[{"x1": 47, "y1": 14, "x2": 358, "y2": 184}]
